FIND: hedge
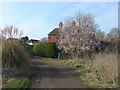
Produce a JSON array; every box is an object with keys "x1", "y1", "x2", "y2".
[
  {"x1": 33, "y1": 42, "x2": 58, "y2": 58},
  {"x1": 33, "y1": 44, "x2": 45, "y2": 57}
]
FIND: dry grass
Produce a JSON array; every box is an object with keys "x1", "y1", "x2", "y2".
[
  {"x1": 60, "y1": 52, "x2": 118, "y2": 88},
  {"x1": 2, "y1": 40, "x2": 30, "y2": 70},
  {"x1": 84, "y1": 52, "x2": 118, "y2": 88}
]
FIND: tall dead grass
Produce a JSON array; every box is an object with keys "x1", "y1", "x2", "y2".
[
  {"x1": 2, "y1": 40, "x2": 30, "y2": 70},
  {"x1": 86, "y1": 53, "x2": 118, "y2": 88}
]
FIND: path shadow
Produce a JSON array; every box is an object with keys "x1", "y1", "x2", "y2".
[{"x1": 31, "y1": 61, "x2": 81, "y2": 79}]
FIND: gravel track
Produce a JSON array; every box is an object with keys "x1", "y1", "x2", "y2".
[{"x1": 28, "y1": 59, "x2": 89, "y2": 88}]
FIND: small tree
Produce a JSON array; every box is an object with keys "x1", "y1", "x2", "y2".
[
  {"x1": 106, "y1": 28, "x2": 119, "y2": 51},
  {"x1": 96, "y1": 29, "x2": 106, "y2": 41},
  {"x1": 106, "y1": 28, "x2": 118, "y2": 42},
  {"x1": 58, "y1": 11, "x2": 99, "y2": 59}
]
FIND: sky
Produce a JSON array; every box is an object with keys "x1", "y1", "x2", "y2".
[{"x1": 0, "y1": 2, "x2": 118, "y2": 40}]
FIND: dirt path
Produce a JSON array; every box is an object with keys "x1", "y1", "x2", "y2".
[{"x1": 28, "y1": 59, "x2": 88, "y2": 88}]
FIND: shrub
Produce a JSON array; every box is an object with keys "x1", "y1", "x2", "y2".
[
  {"x1": 2, "y1": 40, "x2": 30, "y2": 70},
  {"x1": 33, "y1": 42, "x2": 58, "y2": 58}
]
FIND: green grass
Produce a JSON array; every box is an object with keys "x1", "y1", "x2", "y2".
[
  {"x1": 3, "y1": 77, "x2": 28, "y2": 88},
  {"x1": 2, "y1": 67, "x2": 37, "y2": 88},
  {"x1": 60, "y1": 60, "x2": 89, "y2": 75},
  {"x1": 60, "y1": 60, "x2": 96, "y2": 87}
]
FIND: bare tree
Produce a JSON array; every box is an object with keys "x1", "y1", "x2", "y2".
[
  {"x1": 106, "y1": 28, "x2": 119, "y2": 51},
  {"x1": 58, "y1": 11, "x2": 99, "y2": 59},
  {"x1": 96, "y1": 29, "x2": 106, "y2": 41},
  {"x1": 106, "y1": 28, "x2": 118, "y2": 42}
]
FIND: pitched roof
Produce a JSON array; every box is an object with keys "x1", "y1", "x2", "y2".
[
  {"x1": 27, "y1": 39, "x2": 39, "y2": 43},
  {"x1": 48, "y1": 28, "x2": 59, "y2": 36}
]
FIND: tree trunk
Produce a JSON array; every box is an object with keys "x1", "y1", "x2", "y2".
[{"x1": 58, "y1": 53, "x2": 60, "y2": 60}]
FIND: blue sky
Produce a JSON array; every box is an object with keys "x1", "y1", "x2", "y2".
[{"x1": 0, "y1": 2, "x2": 118, "y2": 40}]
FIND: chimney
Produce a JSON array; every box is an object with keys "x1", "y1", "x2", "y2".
[
  {"x1": 59, "y1": 22, "x2": 63, "y2": 28},
  {"x1": 72, "y1": 21, "x2": 76, "y2": 26}
]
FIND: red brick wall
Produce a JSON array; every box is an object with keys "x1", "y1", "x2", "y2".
[{"x1": 48, "y1": 35, "x2": 60, "y2": 42}]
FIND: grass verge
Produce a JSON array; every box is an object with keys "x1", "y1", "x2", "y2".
[
  {"x1": 2, "y1": 67, "x2": 37, "y2": 88},
  {"x1": 60, "y1": 54, "x2": 118, "y2": 88}
]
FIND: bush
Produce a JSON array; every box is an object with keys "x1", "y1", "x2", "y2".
[
  {"x1": 2, "y1": 40, "x2": 30, "y2": 69},
  {"x1": 33, "y1": 42, "x2": 58, "y2": 58}
]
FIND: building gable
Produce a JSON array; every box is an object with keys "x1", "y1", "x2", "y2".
[{"x1": 48, "y1": 28, "x2": 59, "y2": 36}]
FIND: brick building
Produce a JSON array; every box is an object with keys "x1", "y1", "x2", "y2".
[{"x1": 48, "y1": 22, "x2": 63, "y2": 43}]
